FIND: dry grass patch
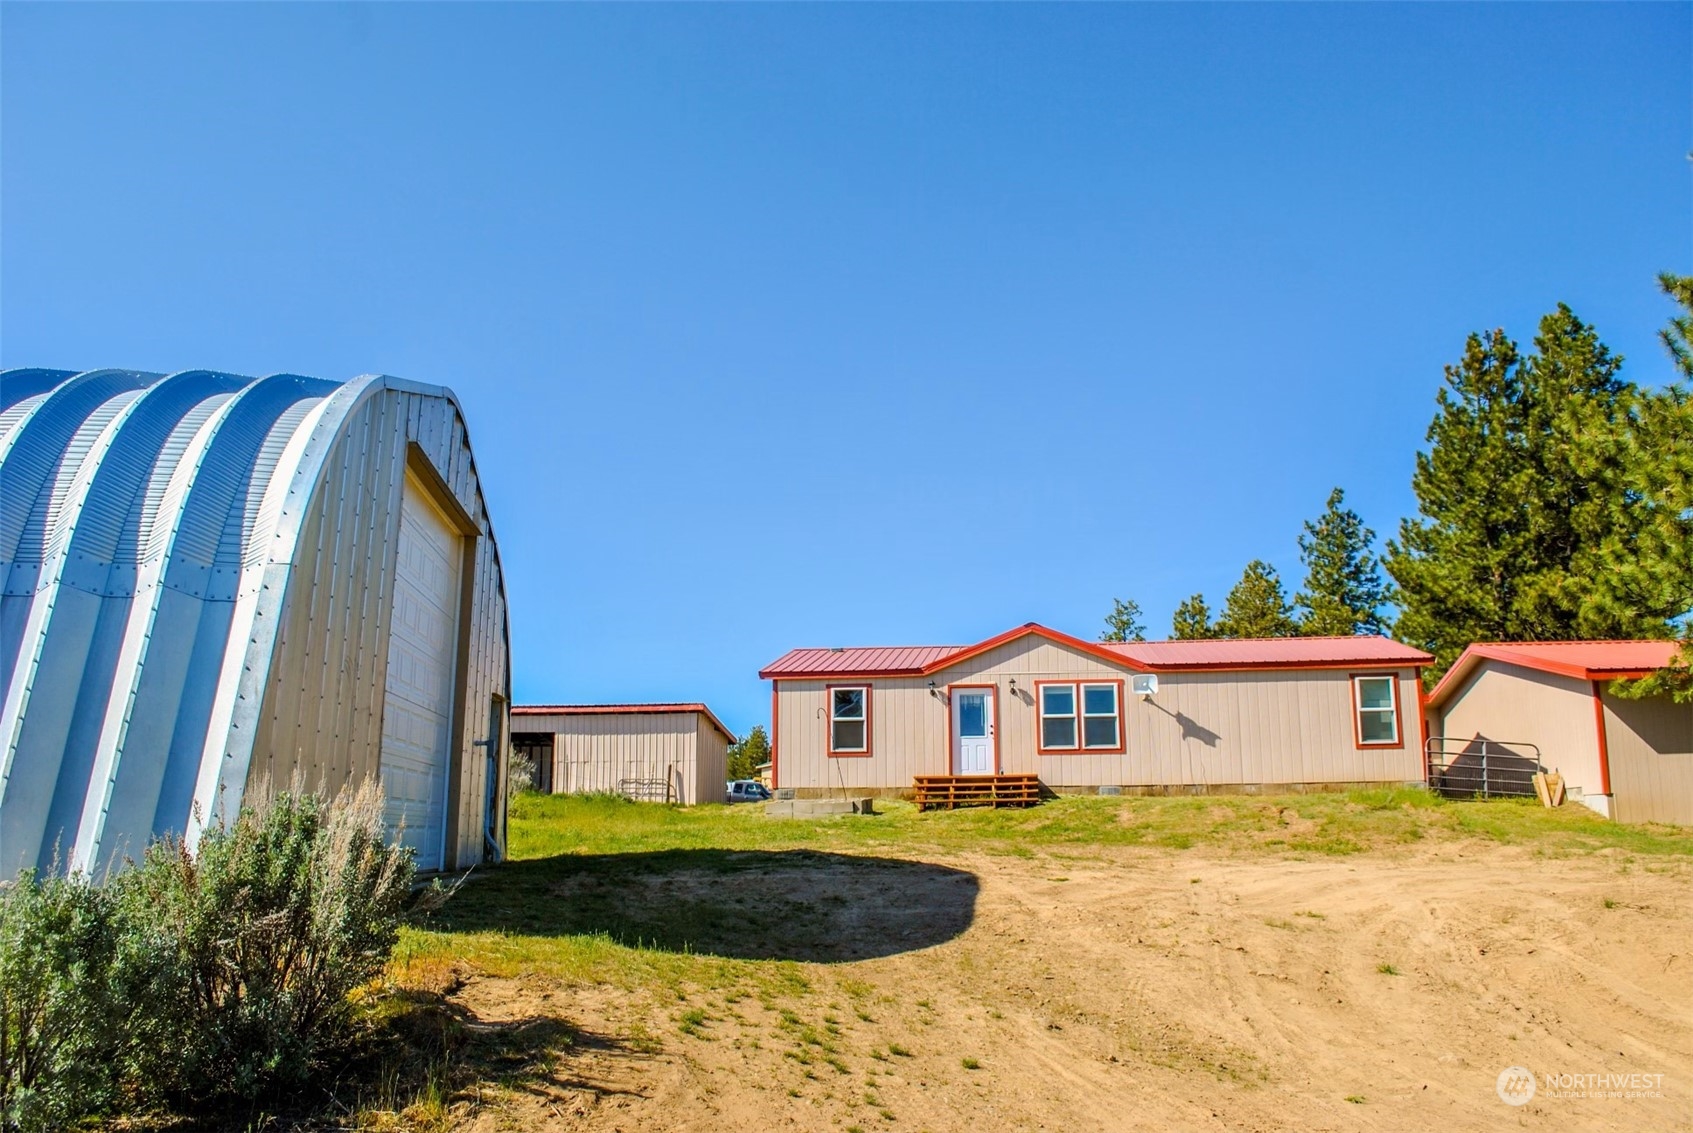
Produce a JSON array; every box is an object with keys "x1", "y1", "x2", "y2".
[{"x1": 363, "y1": 791, "x2": 1692, "y2": 1131}]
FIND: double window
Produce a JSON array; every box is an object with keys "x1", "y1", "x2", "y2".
[
  {"x1": 1352, "y1": 675, "x2": 1400, "y2": 746},
  {"x1": 1037, "y1": 681, "x2": 1123, "y2": 753},
  {"x1": 828, "y1": 685, "x2": 870, "y2": 755}
]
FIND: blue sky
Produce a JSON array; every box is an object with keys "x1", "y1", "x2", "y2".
[{"x1": 3, "y1": 4, "x2": 1688, "y2": 736}]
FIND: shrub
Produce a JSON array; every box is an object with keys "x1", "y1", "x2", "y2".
[
  {"x1": 0, "y1": 870, "x2": 124, "y2": 1133},
  {"x1": 113, "y1": 779, "x2": 417, "y2": 1109},
  {"x1": 1, "y1": 782, "x2": 420, "y2": 1126},
  {"x1": 508, "y1": 750, "x2": 536, "y2": 796}
]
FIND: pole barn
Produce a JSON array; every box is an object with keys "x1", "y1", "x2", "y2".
[{"x1": 0, "y1": 368, "x2": 512, "y2": 878}]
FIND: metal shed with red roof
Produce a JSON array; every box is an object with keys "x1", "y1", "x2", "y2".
[
  {"x1": 510, "y1": 703, "x2": 736, "y2": 805},
  {"x1": 1425, "y1": 641, "x2": 1691, "y2": 825},
  {"x1": 759, "y1": 623, "x2": 1433, "y2": 798}
]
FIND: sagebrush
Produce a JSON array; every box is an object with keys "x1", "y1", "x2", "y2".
[
  {"x1": 0, "y1": 870, "x2": 124, "y2": 1132},
  {"x1": 0, "y1": 780, "x2": 418, "y2": 1131}
]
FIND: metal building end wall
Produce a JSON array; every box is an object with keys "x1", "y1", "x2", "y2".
[{"x1": 0, "y1": 368, "x2": 511, "y2": 880}]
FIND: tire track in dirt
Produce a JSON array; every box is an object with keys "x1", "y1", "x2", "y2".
[{"x1": 439, "y1": 843, "x2": 1692, "y2": 1132}]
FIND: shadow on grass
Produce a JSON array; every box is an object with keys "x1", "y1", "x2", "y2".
[
  {"x1": 429, "y1": 849, "x2": 980, "y2": 962},
  {"x1": 350, "y1": 986, "x2": 654, "y2": 1108},
  {"x1": 133, "y1": 988, "x2": 649, "y2": 1131}
]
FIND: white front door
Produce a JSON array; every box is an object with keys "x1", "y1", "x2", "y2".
[
  {"x1": 952, "y1": 687, "x2": 995, "y2": 776},
  {"x1": 380, "y1": 472, "x2": 463, "y2": 872}
]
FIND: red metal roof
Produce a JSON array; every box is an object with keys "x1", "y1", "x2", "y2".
[
  {"x1": 1427, "y1": 640, "x2": 1683, "y2": 708},
  {"x1": 511, "y1": 702, "x2": 736, "y2": 743},
  {"x1": 759, "y1": 623, "x2": 1430, "y2": 679},
  {"x1": 757, "y1": 645, "x2": 963, "y2": 678},
  {"x1": 1106, "y1": 636, "x2": 1433, "y2": 670}
]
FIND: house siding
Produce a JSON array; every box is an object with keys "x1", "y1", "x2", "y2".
[
  {"x1": 695, "y1": 714, "x2": 730, "y2": 804},
  {"x1": 1429, "y1": 662, "x2": 1606, "y2": 812},
  {"x1": 773, "y1": 636, "x2": 1422, "y2": 793},
  {"x1": 1601, "y1": 691, "x2": 1693, "y2": 826},
  {"x1": 520, "y1": 711, "x2": 732, "y2": 805}
]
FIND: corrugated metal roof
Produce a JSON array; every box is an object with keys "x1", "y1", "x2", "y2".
[
  {"x1": 1464, "y1": 640, "x2": 1681, "y2": 675},
  {"x1": 513, "y1": 702, "x2": 737, "y2": 744},
  {"x1": 1427, "y1": 640, "x2": 1684, "y2": 708},
  {"x1": 759, "y1": 626, "x2": 1430, "y2": 679},
  {"x1": 759, "y1": 645, "x2": 964, "y2": 677},
  {"x1": 1106, "y1": 636, "x2": 1433, "y2": 670},
  {"x1": 0, "y1": 367, "x2": 505, "y2": 880}
]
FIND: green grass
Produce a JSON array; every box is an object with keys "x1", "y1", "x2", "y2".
[
  {"x1": 397, "y1": 790, "x2": 1692, "y2": 988},
  {"x1": 367, "y1": 789, "x2": 1690, "y2": 1127},
  {"x1": 506, "y1": 788, "x2": 1693, "y2": 863}
]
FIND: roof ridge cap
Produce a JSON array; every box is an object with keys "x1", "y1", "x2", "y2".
[
  {"x1": 1156, "y1": 634, "x2": 1393, "y2": 643},
  {"x1": 790, "y1": 643, "x2": 962, "y2": 651},
  {"x1": 1477, "y1": 638, "x2": 1675, "y2": 647},
  {"x1": 515, "y1": 701, "x2": 708, "y2": 709}
]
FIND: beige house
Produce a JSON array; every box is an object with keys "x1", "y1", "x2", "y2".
[
  {"x1": 1425, "y1": 641, "x2": 1692, "y2": 825},
  {"x1": 511, "y1": 703, "x2": 734, "y2": 805},
  {"x1": 760, "y1": 623, "x2": 1432, "y2": 796}
]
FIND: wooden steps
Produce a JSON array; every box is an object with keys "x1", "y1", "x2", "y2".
[{"x1": 913, "y1": 774, "x2": 1042, "y2": 812}]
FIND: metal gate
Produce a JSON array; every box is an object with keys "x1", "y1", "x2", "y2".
[
  {"x1": 1424, "y1": 737, "x2": 1545, "y2": 799},
  {"x1": 619, "y1": 776, "x2": 675, "y2": 803}
]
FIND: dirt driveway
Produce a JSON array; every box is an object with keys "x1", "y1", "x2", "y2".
[{"x1": 428, "y1": 839, "x2": 1690, "y2": 1133}]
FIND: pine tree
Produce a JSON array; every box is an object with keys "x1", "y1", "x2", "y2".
[
  {"x1": 1385, "y1": 306, "x2": 1665, "y2": 679},
  {"x1": 1215, "y1": 561, "x2": 1298, "y2": 638},
  {"x1": 1170, "y1": 593, "x2": 1216, "y2": 640},
  {"x1": 1605, "y1": 274, "x2": 1693, "y2": 701},
  {"x1": 726, "y1": 725, "x2": 770, "y2": 781},
  {"x1": 1100, "y1": 598, "x2": 1147, "y2": 643},
  {"x1": 1515, "y1": 305, "x2": 1641, "y2": 635},
  {"x1": 1294, "y1": 488, "x2": 1391, "y2": 636}
]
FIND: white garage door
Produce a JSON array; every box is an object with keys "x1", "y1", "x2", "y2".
[{"x1": 380, "y1": 472, "x2": 462, "y2": 871}]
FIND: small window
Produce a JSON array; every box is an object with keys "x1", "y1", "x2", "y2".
[
  {"x1": 958, "y1": 692, "x2": 988, "y2": 738},
  {"x1": 1354, "y1": 675, "x2": 1398, "y2": 745},
  {"x1": 1039, "y1": 684, "x2": 1078, "y2": 750},
  {"x1": 1081, "y1": 683, "x2": 1120, "y2": 749},
  {"x1": 830, "y1": 686, "x2": 869, "y2": 753}
]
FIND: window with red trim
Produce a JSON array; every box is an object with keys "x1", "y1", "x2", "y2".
[
  {"x1": 1040, "y1": 683, "x2": 1077, "y2": 749},
  {"x1": 1081, "y1": 683, "x2": 1121, "y2": 748},
  {"x1": 1038, "y1": 681, "x2": 1123, "y2": 752},
  {"x1": 1353, "y1": 675, "x2": 1399, "y2": 745},
  {"x1": 829, "y1": 685, "x2": 869, "y2": 754}
]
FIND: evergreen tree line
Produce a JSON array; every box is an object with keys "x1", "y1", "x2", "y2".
[
  {"x1": 1102, "y1": 274, "x2": 1693, "y2": 693},
  {"x1": 1099, "y1": 484, "x2": 1388, "y2": 644}
]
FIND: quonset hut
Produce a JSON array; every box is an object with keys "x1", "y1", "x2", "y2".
[{"x1": 0, "y1": 368, "x2": 511, "y2": 879}]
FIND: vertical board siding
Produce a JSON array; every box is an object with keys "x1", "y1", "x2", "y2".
[
  {"x1": 774, "y1": 636, "x2": 1423, "y2": 791},
  {"x1": 1432, "y1": 663, "x2": 1605, "y2": 805},
  {"x1": 525, "y1": 712, "x2": 702, "y2": 804},
  {"x1": 0, "y1": 371, "x2": 510, "y2": 879},
  {"x1": 1601, "y1": 692, "x2": 1693, "y2": 826},
  {"x1": 695, "y1": 716, "x2": 730, "y2": 804},
  {"x1": 245, "y1": 386, "x2": 510, "y2": 868}
]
